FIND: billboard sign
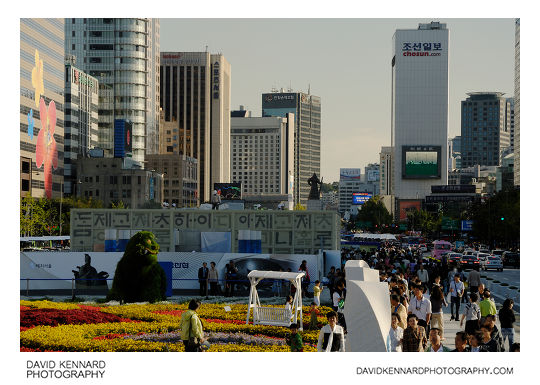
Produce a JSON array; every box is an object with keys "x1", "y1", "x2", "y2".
[
  {"x1": 214, "y1": 183, "x2": 242, "y2": 200},
  {"x1": 262, "y1": 93, "x2": 297, "y2": 114},
  {"x1": 401, "y1": 42, "x2": 443, "y2": 57},
  {"x1": 398, "y1": 200, "x2": 422, "y2": 221},
  {"x1": 461, "y1": 220, "x2": 473, "y2": 231},
  {"x1": 340, "y1": 168, "x2": 361, "y2": 180},
  {"x1": 402, "y1": 145, "x2": 441, "y2": 179},
  {"x1": 352, "y1": 192, "x2": 372, "y2": 205}
]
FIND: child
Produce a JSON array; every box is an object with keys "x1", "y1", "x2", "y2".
[
  {"x1": 286, "y1": 323, "x2": 303, "y2": 352},
  {"x1": 313, "y1": 280, "x2": 323, "y2": 306},
  {"x1": 284, "y1": 295, "x2": 293, "y2": 320},
  {"x1": 309, "y1": 302, "x2": 320, "y2": 330}
]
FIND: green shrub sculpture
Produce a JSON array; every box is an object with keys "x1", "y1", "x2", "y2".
[{"x1": 107, "y1": 231, "x2": 166, "y2": 303}]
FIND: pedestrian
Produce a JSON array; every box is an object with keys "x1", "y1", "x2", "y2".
[
  {"x1": 208, "y1": 261, "x2": 219, "y2": 296},
  {"x1": 313, "y1": 280, "x2": 323, "y2": 306},
  {"x1": 429, "y1": 285, "x2": 447, "y2": 337},
  {"x1": 316, "y1": 311, "x2": 345, "y2": 352},
  {"x1": 426, "y1": 328, "x2": 451, "y2": 352},
  {"x1": 401, "y1": 313, "x2": 428, "y2": 352},
  {"x1": 498, "y1": 298, "x2": 516, "y2": 351},
  {"x1": 286, "y1": 323, "x2": 303, "y2": 352},
  {"x1": 468, "y1": 266, "x2": 482, "y2": 295},
  {"x1": 386, "y1": 313, "x2": 404, "y2": 352},
  {"x1": 327, "y1": 266, "x2": 336, "y2": 301},
  {"x1": 390, "y1": 294, "x2": 408, "y2": 330},
  {"x1": 449, "y1": 274, "x2": 464, "y2": 321},
  {"x1": 468, "y1": 331, "x2": 486, "y2": 352},
  {"x1": 332, "y1": 280, "x2": 347, "y2": 332},
  {"x1": 198, "y1": 262, "x2": 209, "y2": 297},
  {"x1": 451, "y1": 331, "x2": 470, "y2": 352},
  {"x1": 227, "y1": 261, "x2": 238, "y2": 297},
  {"x1": 479, "y1": 289, "x2": 497, "y2": 326},
  {"x1": 483, "y1": 314, "x2": 505, "y2": 352},
  {"x1": 460, "y1": 292, "x2": 481, "y2": 335},
  {"x1": 479, "y1": 324, "x2": 501, "y2": 352},
  {"x1": 299, "y1": 260, "x2": 311, "y2": 297},
  {"x1": 211, "y1": 190, "x2": 221, "y2": 210},
  {"x1": 180, "y1": 299, "x2": 207, "y2": 352},
  {"x1": 308, "y1": 302, "x2": 320, "y2": 330},
  {"x1": 407, "y1": 283, "x2": 432, "y2": 332},
  {"x1": 417, "y1": 264, "x2": 429, "y2": 287}
]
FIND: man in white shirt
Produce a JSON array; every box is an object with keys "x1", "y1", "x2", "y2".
[
  {"x1": 408, "y1": 283, "x2": 432, "y2": 331},
  {"x1": 416, "y1": 264, "x2": 429, "y2": 286},
  {"x1": 317, "y1": 311, "x2": 345, "y2": 352},
  {"x1": 449, "y1": 274, "x2": 464, "y2": 321}
]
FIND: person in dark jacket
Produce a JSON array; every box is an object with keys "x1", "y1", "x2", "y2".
[
  {"x1": 483, "y1": 314, "x2": 505, "y2": 351},
  {"x1": 498, "y1": 298, "x2": 516, "y2": 351},
  {"x1": 479, "y1": 325, "x2": 501, "y2": 352},
  {"x1": 198, "y1": 262, "x2": 209, "y2": 297},
  {"x1": 451, "y1": 331, "x2": 471, "y2": 352}
]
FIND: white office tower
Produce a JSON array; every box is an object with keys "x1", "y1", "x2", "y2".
[{"x1": 391, "y1": 22, "x2": 449, "y2": 200}]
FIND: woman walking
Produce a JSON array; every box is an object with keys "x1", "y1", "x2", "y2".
[
  {"x1": 429, "y1": 285, "x2": 447, "y2": 337},
  {"x1": 498, "y1": 298, "x2": 516, "y2": 351}
]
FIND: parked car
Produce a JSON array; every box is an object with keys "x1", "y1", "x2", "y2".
[
  {"x1": 460, "y1": 255, "x2": 481, "y2": 270},
  {"x1": 482, "y1": 256, "x2": 503, "y2": 271},
  {"x1": 501, "y1": 252, "x2": 520, "y2": 268}
]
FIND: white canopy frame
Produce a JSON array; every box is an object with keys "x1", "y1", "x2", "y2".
[{"x1": 246, "y1": 270, "x2": 305, "y2": 330}]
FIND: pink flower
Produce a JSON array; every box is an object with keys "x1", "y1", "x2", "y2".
[{"x1": 35, "y1": 98, "x2": 58, "y2": 199}]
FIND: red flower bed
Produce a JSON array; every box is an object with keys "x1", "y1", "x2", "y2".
[
  {"x1": 20, "y1": 308, "x2": 133, "y2": 329},
  {"x1": 153, "y1": 310, "x2": 185, "y2": 317},
  {"x1": 20, "y1": 306, "x2": 31, "y2": 311},
  {"x1": 20, "y1": 346, "x2": 59, "y2": 352},
  {"x1": 202, "y1": 318, "x2": 245, "y2": 325}
]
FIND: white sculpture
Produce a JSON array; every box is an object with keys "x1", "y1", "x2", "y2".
[{"x1": 343, "y1": 260, "x2": 391, "y2": 351}]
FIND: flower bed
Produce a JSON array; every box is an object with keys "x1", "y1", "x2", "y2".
[{"x1": 20, "y1": 300, "x2": 328, "y2": 352}]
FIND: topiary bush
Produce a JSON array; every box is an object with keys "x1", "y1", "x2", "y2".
[{"x1": 107, "y1": 231, "x2": 166, "y2": 303}]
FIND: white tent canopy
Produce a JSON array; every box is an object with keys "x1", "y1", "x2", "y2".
[
  {"x1": 246, "y1": 270, "x2": 305, "y2": 330},
  {"x1": 352, "y1": 233, "x2": 397, "y2": 241}
]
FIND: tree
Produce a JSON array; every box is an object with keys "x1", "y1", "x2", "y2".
[
  {"x1": 466, "y1": 188, "x2": 519, "y2": 248},
  {"x1": 20, "y1": 194, "x2": 45, "y2": 236},
  {"x1": 294, "y1": 203, "x2": 306, "y2": 211},
  {"x1": 356, "y1": 196, "x2": 392, "y2": 230},
  {"x1": 407, "y1": 209, "x2": 441, "y2": 237}
]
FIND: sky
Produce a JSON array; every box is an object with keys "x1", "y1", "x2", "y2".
[{"x1": 160, "y1": 18, "x2": 515, "y2": 183}]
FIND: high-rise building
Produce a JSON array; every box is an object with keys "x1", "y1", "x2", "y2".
[
  {"x1": 262, "y1": 90, "x2": 321, "y2": 206},
  {"x1": 514, "y1": 18, "x2": 520, "y2": 187},
  {"x1": 160, "y1": 52, "x2": 231, "y2": 204},
  {"x1": 506, "y1": 97, "x2": 515, "y2": 153},
  {"x1": 64, "y1": 64, "x2": 99, "y2": 195},
  {"x1": 364, "y1": 163, "x2": 380, "y2": 195},
  {"x1": 460, "y1": 92, "x2": 511, "y2": 168},
  {"x1": 20, "y1": 18, "x2": 65, "y2": 199},
  {"x1": 379, "y1": 147, "x2": 393, "y2": 196},
  {"x1": 65, "y1": 18, "x2": 160, "y2": 163},
  {"x1": 230, "y1": 113, "x2": 294, "y2": 198},
  {"x1": 391, "y1": 22, "x2": 449, "y2": 201}
]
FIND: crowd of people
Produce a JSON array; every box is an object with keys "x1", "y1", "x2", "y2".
[{"x1": 185, "y1": 241, "x2": 518, "y2": 352}]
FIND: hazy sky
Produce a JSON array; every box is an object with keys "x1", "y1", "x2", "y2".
[{"x1": 160, "y1": 18, "x2": 515, "y2": 183}]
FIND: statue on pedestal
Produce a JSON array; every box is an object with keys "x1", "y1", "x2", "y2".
[{"x1": 307, "y1": 173, "x2": 323, "y2": 200}]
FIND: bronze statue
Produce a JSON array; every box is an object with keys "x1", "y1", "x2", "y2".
[{"x1": 307, "y1": 173, "x2": 323, "y2": 200}]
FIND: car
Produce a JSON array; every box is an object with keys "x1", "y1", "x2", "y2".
[
  {"x1": 460, "y1": 255, "x2": 481, "y2": 270},
  {"x1": 501, "y1": 252, "x2": 520, "y2": 268},
  {"x1": 479, "y1": 248, "x2": 490, "y2": 254},
  {"x1": 418, "y1": 244, "x2": 428, "y2": 253},
  {"x1": 477, "y1": 252, "x2": 490, "y2": 265},
  {"x1": 491, "y1": 249, "x2": 505, "y2": 257},
  {"x1": 447, "y1": 253, "x2": 462, "y2": 266},
  {"x1": 463, "y1": 249, "x2": 476, "y2": 256},
  {"x1": 482, "y1": 256, "x2": 503, "y2": 271}
]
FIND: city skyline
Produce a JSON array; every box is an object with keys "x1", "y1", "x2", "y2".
[{"x1": 160, "y1": 18, "x2": 515, "y2": 182}]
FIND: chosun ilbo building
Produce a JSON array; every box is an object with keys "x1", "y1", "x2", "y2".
[{"x1": 391, "y1": 22, "x2": 449, "y2": 205}]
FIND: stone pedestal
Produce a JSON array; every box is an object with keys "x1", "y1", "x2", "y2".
[{"x1": 307, "y1": 199, "x2": 322, "y2": 210}]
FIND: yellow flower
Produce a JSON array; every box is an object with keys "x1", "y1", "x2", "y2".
[{"x1": 31, "y1": 50, "x2": 44, "y2": 107}]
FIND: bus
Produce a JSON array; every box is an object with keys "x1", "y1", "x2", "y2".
[{"x1": 431, "y1": 240, "x2": 452, "y2": 261}]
